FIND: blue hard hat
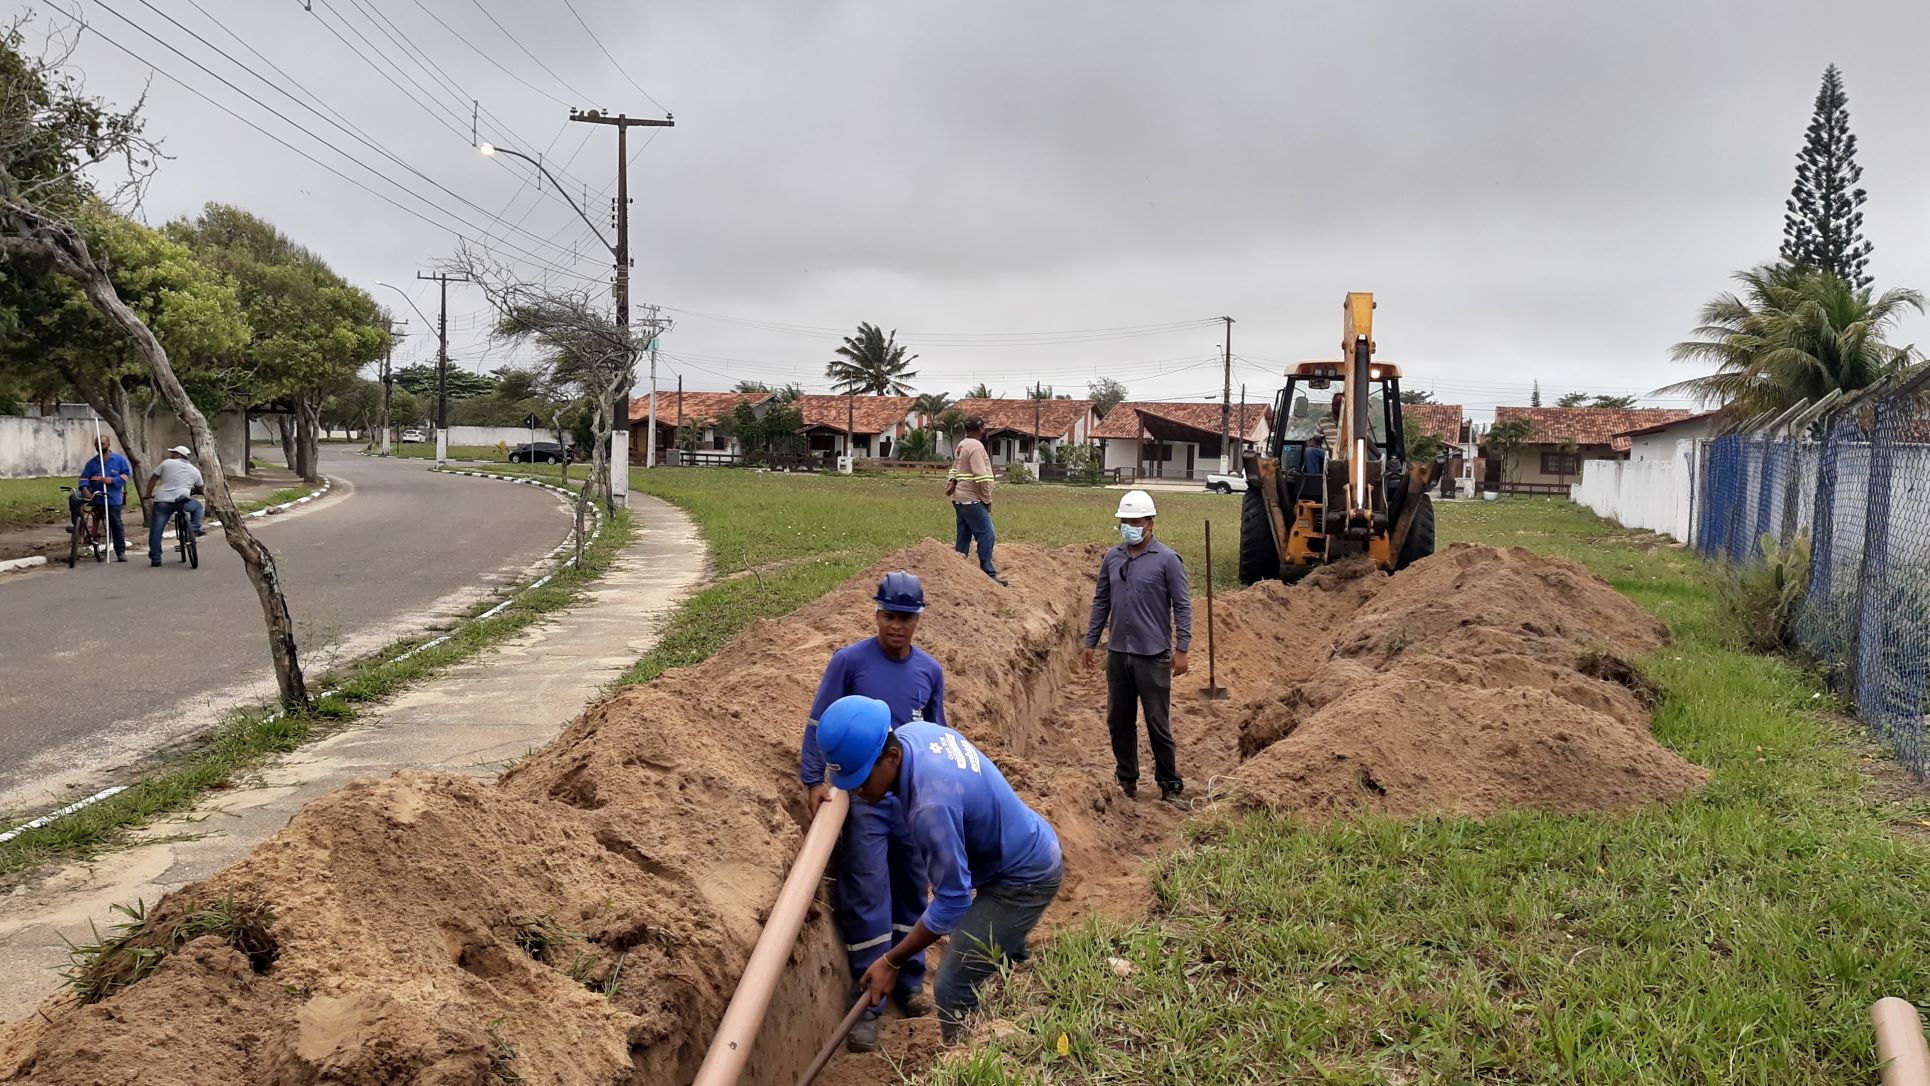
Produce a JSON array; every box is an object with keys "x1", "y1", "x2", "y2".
[
  {"x1": 873, "y1": 571, "x2": 926, "y2": 614},
  {"x1": 818, "y1": 695, "x2": 892, "y2": 792}
]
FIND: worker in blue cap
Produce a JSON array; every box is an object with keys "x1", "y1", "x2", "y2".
[
  {"x1": 818, "y1": 694, "x2": 1063, "y2": 1044},
  {"x1": 800, "y1": 571, "x2": 948, "y2": 1051}
]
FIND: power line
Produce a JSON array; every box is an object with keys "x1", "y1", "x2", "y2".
[
  {"x1": 464, "y1": 0, "x2": 598, "y2": 106},
  {"x1": 557, "y1": 0, "x2": 670, "y2": 115}
]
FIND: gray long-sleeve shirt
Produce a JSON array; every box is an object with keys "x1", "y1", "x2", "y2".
[{"x1": 1085, "y1": 539, "x2": 1192, "y2": 655}]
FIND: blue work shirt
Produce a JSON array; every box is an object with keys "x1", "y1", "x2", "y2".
[
  {"x1": 800, "y1": 638, "x2": 947, "y2": 786},
  {"x1": 1085, "y1": 538, "x2": 1193, "y2": 655},
  {"x1": 894, "y1": 721, "x2": 1061, "y2": 935},
  {"x1": 76, "y1": 453, "x2": 133, "y2": 507}
]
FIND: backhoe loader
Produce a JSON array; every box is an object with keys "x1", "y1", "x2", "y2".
[{"x1": 1238, "y1": 292, "x2": 1436, "y2": 583}]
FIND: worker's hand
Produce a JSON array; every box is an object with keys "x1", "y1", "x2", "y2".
[
  {"x1": 944, "y1": 480, "x2": 957, "y2": 497},
  {"x1": 1081, "y1": 646, "x2": 1095, "y2": 671},
  {"x1": 859, "y1": 956, "x2": 898, "y2": 1006},
  {"x1": 805, "y1": 783, "x2": 830, "y2": 817},
  {"x1": 1171, "y1": 650, "x2": 1190, "y2": 677}
]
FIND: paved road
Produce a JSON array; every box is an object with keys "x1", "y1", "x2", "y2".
[{"x1": 0, "y1": 449, "x2": 570, "y2": 813}]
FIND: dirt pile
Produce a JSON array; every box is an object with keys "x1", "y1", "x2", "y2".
[
  {"x1": 0, "y1": 538, "x2": 1704, "y2": 1086},
  {"x1": 1226, "y1": 544, "x2": 1708, "y2": 816}
]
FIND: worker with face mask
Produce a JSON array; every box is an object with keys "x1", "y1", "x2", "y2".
[{"x1": 1080, "y1": 490, "x2": 1193, "y2": 805}]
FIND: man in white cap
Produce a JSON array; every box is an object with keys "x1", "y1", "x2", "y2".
[
  {"x1": 145, "y1": 445, "x2": 205, "y2": 566},
  {"x1": 1081, "y1": 489, "x2": 1192, "y2": 805}
]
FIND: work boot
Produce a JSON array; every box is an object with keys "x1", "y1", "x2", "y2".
[
  {"x1": 846, "y1": 1010, "x2": 881, "y2": 1053},
  {"x1": 1160, "y1": 785, "x2": 1186, "y2": 809},
  {"x1": 1120, "y1": 781, "x2": 1137, "y2": 799},
  {"x1": 895, "y1": 988, "x2": 933, "y2": 1019}
]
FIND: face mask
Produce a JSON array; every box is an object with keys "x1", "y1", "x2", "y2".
[{"x1": 1119, "y1": 523, "x2": 1146, "y2": 545}]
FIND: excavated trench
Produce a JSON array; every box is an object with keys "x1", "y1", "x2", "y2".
[{"x1": 0, "y1": 540, "x2": 1707, "y2": 1086}]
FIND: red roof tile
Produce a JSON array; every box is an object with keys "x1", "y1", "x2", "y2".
[
  {"x1": 1089, "y1": 401, "x2": 1275, "y2": 440},
  {"x1": 631, "y1": 390, "x2": 771, "y2": 427},
  {"x1": 795, "y1": 394, "x2": 917, "y2": 435},
  {"x1": 1612, "y1": 409, "x2": 1725, "y2": 439},
  {"x1": 950, "y1": 398, "x2": 1095, "y2": 438},
  {"x1": 1492, "y1": 406, "x2": 1694, "y2": 446},
  {"x1": 1402, "y1": 403, "x2": 1465, "y2": 444}
]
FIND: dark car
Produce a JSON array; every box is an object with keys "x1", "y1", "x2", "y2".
[{"x1": 509, "y1": 441, "x2": 571, "y2": 464}]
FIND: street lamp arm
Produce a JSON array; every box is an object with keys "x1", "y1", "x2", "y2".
[
  {"x1": 371, "y1": 281, "x2": 434, "y2": 330},
  {"x1": 479, "y1": 143, "x2": 615, "y2": 255}
]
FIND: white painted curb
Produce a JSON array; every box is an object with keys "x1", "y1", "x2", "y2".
[
  {"x1": 0, "y1": 472, "x2": 594, "y2": 848},
  {"x1": 0, "y1": 556, "x2": 47, "y2": 576}
]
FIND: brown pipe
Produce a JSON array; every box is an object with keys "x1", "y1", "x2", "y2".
[
  {"x1": 1874, "y1": 998, "x2": 1930, "y2": 1086},
  {"x1": 691, "y1": 788, "x2": 850, "y2": 1086},
  {"x1": 792, "y1": 996, "x2": 871, "y2": 1086}
]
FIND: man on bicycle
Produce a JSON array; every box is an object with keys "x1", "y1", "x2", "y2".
[
  {"x1": 70, "y1": 436, "x2": 132, "y2": 562},
  {"x1": 146, "y1": 445, "x2": 206, "y2": 567}
]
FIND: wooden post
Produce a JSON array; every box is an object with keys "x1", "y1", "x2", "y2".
[{"x1": 1201, "y1": 519, "x2": 1227, "y2": 700}]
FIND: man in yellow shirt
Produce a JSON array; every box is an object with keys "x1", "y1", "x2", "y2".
[{"x1": 945, "y1": 417, "x2": 1005, "y2": 586}]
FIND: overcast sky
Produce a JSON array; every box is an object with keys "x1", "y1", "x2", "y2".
[{"x1": 34, "y1": 0, "x2": 1930, "y2": 420}]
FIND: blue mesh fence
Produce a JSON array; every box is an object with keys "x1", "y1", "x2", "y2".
[{"x1": 1694, "y1": 379, "x2": 1930, "y2": 775}]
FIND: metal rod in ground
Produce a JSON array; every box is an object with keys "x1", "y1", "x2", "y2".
[
  {"x1": 1201, "y1": 519, "x2": 1227, "y2": 700},
  {"x1": 792, "y1": 996, "x2": 873, "y2": 1086}
]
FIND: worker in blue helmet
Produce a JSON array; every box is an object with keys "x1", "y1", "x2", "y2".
[
  {"x1": 818, "y1": 694, "x2": 1063, "y2": 1045},
  {"x1": 800, "y1": 570, "x2": 949, "y2": 1051}
]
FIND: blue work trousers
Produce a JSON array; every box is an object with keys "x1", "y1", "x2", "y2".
[
  {"x1": 148, "y1": 498, "x2": 203, "y2": 564},
  {"x1": 68, "y1": 492, "x2": 126, "y2": 557},
  {"x1": 933, "y1": 864, "x2": 1063, "y2": 1042},
  {"x1": 952, "y1": 501, "x2": 998, "y2": 576},
  {"x1": 835, "y1": 793, "x2": 929, "y2": 1006}
]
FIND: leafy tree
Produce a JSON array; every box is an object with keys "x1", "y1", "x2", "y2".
[
  {"x1": 933, "y1": 407, "x2": 968, "y2": 442},
  {"x1": 1484, "y1": 418, "x2": 1535, "y2": 486},
  {"x1": 897, "y1": 426, "x2": 939, "y2": 461},
  {"x1": 1402, "y1": 417, "x2": 1445, "y2": 466},
  {"x1": 1088, "y1": 377, "x2": 1128, "y2": 417},
  {"x1": 913, "y1": 391, "x2": 952, "y2": 417},
  {"x1": 827, "y1": 321, "x2": 917, "y2": 395},
  {"x1": 1027, "y1": 383, "x2": 1054, "y2": 400},
  {"x1": 1659, "y1": 262, "x2": 1922, "y2": 414},
  {"x1": 1530, "y1": 380, "x2": 1542, "y2": 407},
  {"x1": 674, "y1": 417, "x2": 703, "y2": 453},
  {"x1": 1782, "y1": 65, "x2": 1873, "y2": 290},
  {"x1": 1398, "y1": 388, "x2": 1435, "y2": 405},
  {"x1": 965, "y1": 382, "x2": 994, "y2": 399},
  {"x1": 1555, "y1": 391, "x2": 1591, "y2": 408},
  {"x1": 394, "y1": 363, "x2": 496, "y2": 399},
  {"x1": 733, "y1": 379, "x2": 772, "y2": 394},
  {"x1": 1589, "y1": 394, "x2": 1638, "y2": 410}
]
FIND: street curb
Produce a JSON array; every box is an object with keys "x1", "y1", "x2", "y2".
[
  {"x1": 2, "y1": 478, "x2": 335, "y2": 580},
  {"x1": 0, "y1": 556, "x2": 47, "y2": 576},
  {"x1": 0, "y1": 472, "x2": 597, "y2": 847}
]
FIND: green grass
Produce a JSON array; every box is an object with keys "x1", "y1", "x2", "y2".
[
  {"x1": 0, "y1": 500, "x2": 632, "y2": 879},
  {"x1": 233, "y1": 483, "x2": 318, "y2": 515},
  {"x1": 922, "y1": 499, "x2": 1930, "y2": 1086},
  {"x1": 0, "y1": 476, "x2": 71, "y2": 531},
  {"x1": 392, "y1": 443, "x2": 518, "y2": 462}
]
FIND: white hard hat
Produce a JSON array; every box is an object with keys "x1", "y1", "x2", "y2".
[
  {"x1": 1115, "y1": 489, "x2": 1157, "y2": 518},
  {"x1": 169, "y1": 445, "x2": 192, "y2": 456}
]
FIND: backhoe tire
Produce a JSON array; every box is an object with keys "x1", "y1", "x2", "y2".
[
  {"x1": 1238, "y1": 484, "x2": 1280, "y2": 584},
  {"x1": 1395, "y1": 492, "x2": 1436, "y2": 571}
]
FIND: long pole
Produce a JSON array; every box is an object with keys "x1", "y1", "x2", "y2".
[
  {"x1": 416, "y1": 270, "x2": 469, "y2": 467},
  {"x1": 1201, "y1": 520, "x2": 1227, "y2": 699},
  {"x1": 380, "y1": 319, "x2": 403, "y2": 456},
  {"x1": 1219, "y1": 315, "x2": 1235, "y2": 474},
  {"x1": 846, "y1": 392, "x2": 855, "y2": 460}
]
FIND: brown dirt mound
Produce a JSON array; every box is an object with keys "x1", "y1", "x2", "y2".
[{"x1": 0, "y1": 538, "x2": 1704, "y2": 1086}]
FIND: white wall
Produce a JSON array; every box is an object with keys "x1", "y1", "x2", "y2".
[
  {"x1": 0, "y1": 416, "x2": 98, "y2": 478},
  {"x1": 447, "y1": 424, "x2": 567, "y2": 448},
  {"x1": 1629, "y1": 417, "x2": 1719, "y2": 462},
  {"x1": 1576, "y1": 439, "x2": 1697, "y2": 543}
]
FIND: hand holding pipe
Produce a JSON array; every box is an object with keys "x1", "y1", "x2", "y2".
[
  {"x1": 792, "y1": 996, "x2": 872, "y2": 1086},
  {"x1": 690, "y1": 787, "x2": 851, "y2": 1086}
]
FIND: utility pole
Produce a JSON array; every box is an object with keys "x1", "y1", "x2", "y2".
[
  {"x1": 845, "y1": 392, "x2": 855, "y2": 462},
  {"x1": 569, "y1": 109, "x2": 674, "y2": 485},
  {"x1": 417, "y1": 270, "x2": 469, "y2": 467},
  {"x1": 1033, "y1": 382, "x2": 1043, "y2": 467},
  {"x1": 676, "y1": 373, "x2": 684, "y2": 463},
  {"x1": 1219, "y1": 315, "x2": 1235, "y2": 474},
  {"x1": 380, "y1": 318, "x2": 406, "y2": 456}
]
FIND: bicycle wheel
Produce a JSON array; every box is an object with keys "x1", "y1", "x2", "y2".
[
  {"x1": 90, "y1": 515, "x2": 106, "y2": 563},
  {"x1": 177, "y1": 512, "x2": 198, "y2": 568}
]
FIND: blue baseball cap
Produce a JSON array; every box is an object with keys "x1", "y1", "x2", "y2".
[{"x1": 818, "y1": 695, "x2": 892, "y2": 791}]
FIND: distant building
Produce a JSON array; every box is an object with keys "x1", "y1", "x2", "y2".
[
  {"x1": 1090, "y1": 401, "x2": 1274, "y2": 481},
  {"x1": 794, "y1": 394, "x2": 919, "y2": 459},
  {"x1": 1487, "y1": 406, "x2": 1694, "y2": 491},
  {"x1": 629, "y1": 390, "x2": 773, "y2": 462},
  {"x1": 942, "y1": 398, "x2": 1099, "y2": 465},
  {"x1": 1615, "y1": 410, "x2": 1727, "y2": 462}
]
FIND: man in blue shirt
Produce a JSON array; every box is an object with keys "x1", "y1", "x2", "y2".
[
  {"x1": 818, "y1": 695, "x2": 1063, "y2": 1044},
  {"x1": 69, "y1": 436, "x2": 133, "y2": 562},
  {"x1": 1082, "y1": 489, "x2": 1193, "y2": 805},
  {"x1": 800, "y1": 571, "x2": 947, "y2": 1051}
]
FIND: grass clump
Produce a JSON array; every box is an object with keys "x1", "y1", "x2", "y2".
[
  {"x1": 0, "y1": 475, "x2": 69, "y2": 531},
  {"x1": 61, "y1": 897, "x2": 277, "y2": 1005}
]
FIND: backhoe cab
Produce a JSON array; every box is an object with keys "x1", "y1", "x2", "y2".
[{"x1": 1238, "y1": 292, "x2": 1436, "y2": 584}]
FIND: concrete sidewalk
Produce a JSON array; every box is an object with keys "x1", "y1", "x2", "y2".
[{"x1": 0, "y1": 492, "x2": 708, "y2": 1019}]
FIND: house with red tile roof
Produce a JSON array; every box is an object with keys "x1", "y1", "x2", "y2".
[
  {"x1": 629, "y1": 390, "x2": 774, "y2": 461},
  {"x1": 1403, "y1": 403, "x2": 1467, "y2": 445},
  {"x1": 1487, "y1": 406, "x2": 1694, "y2": 490},
  {"x1": 1614, "y1": 409, "x2": 1728, "y2": 462},
  {"x1": 944, "y1": 398, "x2": 1100, "y2": 465},
  {"x1": 1090, "y1": 401, "x2": 1275, "y2": 481},
  {"x1": 794, "y1": 394, "x2": 920, "y2": 459}
]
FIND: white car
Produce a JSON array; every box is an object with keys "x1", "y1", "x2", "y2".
[
  {"x1": 1205, "y1": 472, "x2": 1248, "y2": 494},
  {"x1": 400, "y1": 428, "x2": 426, "y2": 444}
]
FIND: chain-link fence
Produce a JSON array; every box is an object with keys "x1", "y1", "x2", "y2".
[{"x1": 1695, "y1": 375, "x2": 1930, "y2": 775}]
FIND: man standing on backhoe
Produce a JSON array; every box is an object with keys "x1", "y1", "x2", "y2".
[
  {"x1": 1082, "y1": 489, "x2": 1192, "y2": 806},
  {"x1": 799, "y1": 571, "x2": 946, "y2": 1052}
]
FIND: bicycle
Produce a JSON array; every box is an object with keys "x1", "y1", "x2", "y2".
[
  {"x1": 170, "y1": 500, "x2": 200, "y2": 569},
  {"x1": 61, "y1": 486, "x2": 107, "y2": 568}
]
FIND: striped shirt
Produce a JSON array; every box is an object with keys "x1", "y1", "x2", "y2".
[{"x1": 948, "y1": 437, "x2": 995, "y2": 504}]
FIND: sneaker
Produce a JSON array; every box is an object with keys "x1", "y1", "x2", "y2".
[
  {"x1": 113, "y1": 554, "x2": 127, "y2": 563},
  {"x1": 846, "y1": 1011, "x2": 881, "y2": 1053},
  {"x1": 1160, "y1": 787, "x2": 1187, "y2": 809},
  {"x1": 895, "y1": 988, "x2": 933, "y2": 1019},
  {"x1": 193, "y1": 529, "x2": 207, "y2": 537},
  {"x1": 149, "y1": 560, "x2": 162, "y2": 567},
  {"x1": 989, "y1": 574, "x2": 1009, "y2": 586},
  {"x1": 1120, "y1": 781, "x2": 1137, "y2": 799}
]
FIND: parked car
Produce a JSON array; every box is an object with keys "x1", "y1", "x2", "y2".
[
  {"x1": 509, "y1": 441, "x2": 571, "y2": 464},
  {"x1": 400, "y1": 428, "x2": 426, "y2": 444},
  {"x1": 1205, "y1": 472, "x2": 1248, "y2": 494}
]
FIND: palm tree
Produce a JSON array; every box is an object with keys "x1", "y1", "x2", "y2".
[
  {"x1": 965, "y1": 382, "x2": 994, "y2": 399},
  {"x1": 827, "y1": 322, "x2": 918, "y2": 395},
  {"x1": 1659, "y1": 263, "x2": 1924, "y2": 415},
  {"x1": 914, "y1": 391, "x2": 952, "y2": 417}
]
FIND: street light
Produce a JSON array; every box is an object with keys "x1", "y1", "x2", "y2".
[{"x1": 477, "y1": 143, "x2": 614, "y2": 255}]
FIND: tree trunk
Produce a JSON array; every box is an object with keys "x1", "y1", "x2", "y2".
[
  {"x1": 293, "y1": 397, "x2": 322, "y2": 482},
  {"x1": 71, "y1": 257, "x2": 310, "y2": 706},
  {"x1": 56, "y1": 365, "x2": 153, "y2": 527},
  {"x1": 276, "y1": 413, "x2": 296, "y2": 471}
]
